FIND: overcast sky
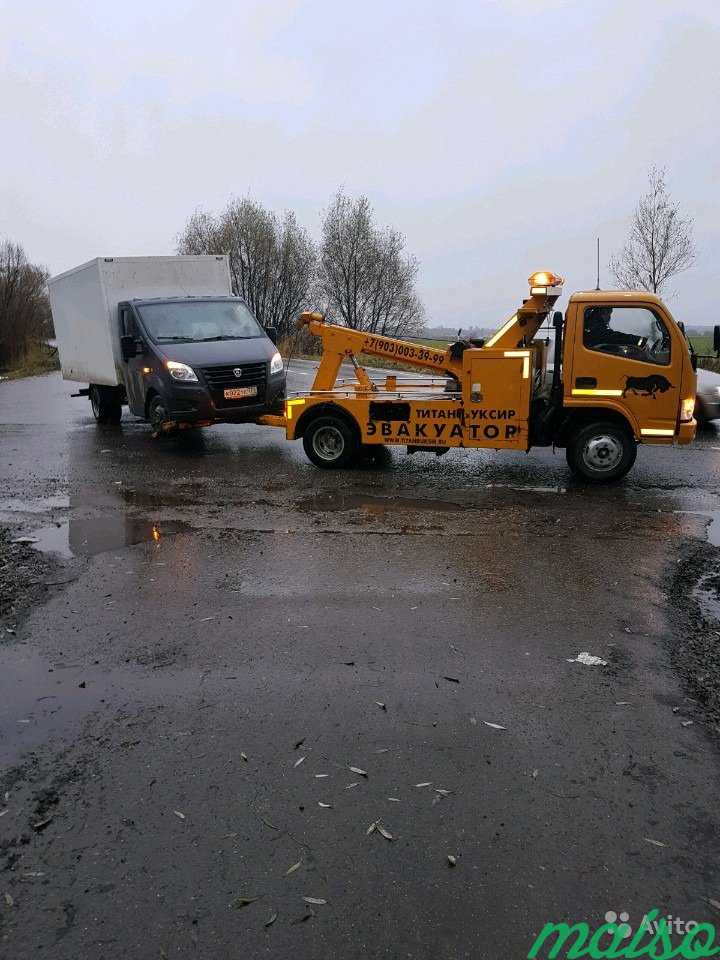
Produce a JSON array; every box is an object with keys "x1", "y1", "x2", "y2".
[{"x1": 1, "y1": 0, "x2": 718, "y2": 327}]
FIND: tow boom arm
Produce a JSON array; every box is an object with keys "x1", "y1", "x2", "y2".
[{"x1": 297, "y1": 276, "x2": 562, "y2": 393}]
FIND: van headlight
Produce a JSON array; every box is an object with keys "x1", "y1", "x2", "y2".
[
  {"x1": 270, "y1": 352, "x2": 284, "y2": 375},
  {"x1": 166, "y1": 360, "x2": 198, "y2": 382}
]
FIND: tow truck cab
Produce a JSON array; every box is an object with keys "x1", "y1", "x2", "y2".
[{"x1": 540, "y1": 288, "x2": 696, "y2": 449}]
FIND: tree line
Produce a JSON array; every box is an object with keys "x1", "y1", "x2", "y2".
[
  {"x1": 0, "y1": 170, "x2": 699, "y2": 374},
  {"x1": 0, "y1": 241, "x2": 51, "y2": 369},
  {"x1": 176, "y1": 189, "x2": 425, "y2": 343}
]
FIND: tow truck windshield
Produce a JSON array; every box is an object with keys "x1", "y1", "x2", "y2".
[{"x1": 138, "y1": 300, "x2": 263, "y2": 344}]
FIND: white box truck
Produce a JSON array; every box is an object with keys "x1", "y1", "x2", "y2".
[{"x1": 48, "y1": 256, "x2": 286, "y2": 429}]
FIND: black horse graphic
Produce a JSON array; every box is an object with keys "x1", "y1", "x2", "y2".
[{"x1": 622, "y1": 374, "x2": 674, "y2": 399}]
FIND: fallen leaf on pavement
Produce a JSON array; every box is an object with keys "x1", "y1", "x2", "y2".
[
  {"x1": 375, "y1": 701, "x2": 387, "y2": 710},
  {"x1": 415, "y1": 782, "x2": 432, "y2": 788},
  {"x1": 231, "y1": 896, "x2": 260, "y2": 909},
  {"x1": 303, "y1": 897, "x2": 327, "y2": 905},
  {"x1": 644, "y1": 838, "x2": 667, "y2": 848},
  {"x1": 291, "y1": 910, "x2": 314, "y2": 924},
  {"x1": 349, "y1": 766, "x2": 368, "y2": 777},
  {"x1": 264, "y1": 911, "x2": 278, "y2": 927},
  {"x1": 447, "y1": 855, "x2": 457, "y2": 867},
  {"x1": 366, "y1": 820, "x2": 378, "y2": 835},
  {"x1": 318, "y1": 802, "x2": 332, "y2": 808},
  {"x1": 346, "y1": 782, "x2": 360, "y2": 789},
  {"x1": 294, "y1": 756, "x2": 306, "y2": 768},
  {"x1": 4, "y1": 893, "x2": 13, "y2": 907},
  {"x1": 32, "y1": 817, "x2": 53, "y2": 832},
  {"x1": 241, "y1": 752, "x2": 248, "y2": 761},
  {"x1": 173, "y1": 811, "x2": 186, "y2": 820},
  {"x1": 483, "y1": 722, "x2": 506, "y2": 730},
  {"x1": 376, "y1": 824, "x2": 394, "y2": 841},
  {"x1": 387, "y1": 797, "x2": 401, "y2": 802},
  {"x1": 285, "y1": 861, "x2": 302, "y2": 876},
  {"x1": 315, "y1": 774, "x2": 328, "y2": 779}
]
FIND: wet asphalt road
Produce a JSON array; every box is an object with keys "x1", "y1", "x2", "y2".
[{"x1": 1, "y1": 366, "x2": 720, "y2": 959}]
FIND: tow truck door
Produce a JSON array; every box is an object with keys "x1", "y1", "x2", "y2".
[
  {"x1": 565, "y1": 299, "x2": 683, "y2": 438},
  {"x1": 463, "y1": 351, "x2": 530, "y2": 449}
]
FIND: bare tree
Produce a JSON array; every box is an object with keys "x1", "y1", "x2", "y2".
[
  {"x1": 0, "y1": 240, "x2": 50, "y2": 367},
  {"x1": 610, "y1": 167, "x2": 695, "y2": 294},
  {"x1": 315, "y1": 190, "x2": 424, "y2": 337},
  {"x1": 176, "y1": 199, "x2": 316, "y2": 340}
]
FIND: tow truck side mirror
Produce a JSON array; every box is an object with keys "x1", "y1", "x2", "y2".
[
  {"x1": 120, "y1": 334, "x2": 137, "y2": 361},
  {"x1": 714, "y1": 324, "x2": 720, "y2": 355}
]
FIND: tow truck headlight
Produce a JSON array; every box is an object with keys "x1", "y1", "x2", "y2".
[
  {"x1": 680, "y1": 397, "x2": 695, "y2": 421},
  {"x1": 270, "y1": 352, "x2": 284, "y2": 375},
  {"x1": 528, "y1": 270, "x2": 564, "y2": 296},
  {"x1": 166, "y1": 360, "x2": 198, "y2": 382}
]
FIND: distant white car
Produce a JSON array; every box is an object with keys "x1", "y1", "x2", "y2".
[{"x1": 696, "y1": 367, "x2": 720, "y2": 424}]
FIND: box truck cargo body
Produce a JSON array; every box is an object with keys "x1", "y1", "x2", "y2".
[
  {"x1": 48, "y1": 256, "x2": 286, "y2": 429},
  {"x1": 49, "y1": 256, "x2": 233, "y2": 386}
]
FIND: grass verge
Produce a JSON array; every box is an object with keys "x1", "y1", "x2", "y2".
[{"x1": 0, "y1": 341, "x2": 60, "y2": 380}]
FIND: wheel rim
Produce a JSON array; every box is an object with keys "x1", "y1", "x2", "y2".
[
  {"x1": 581, "y1": 434, "x2": 623, "y2": 472},
  {"x1": 151, "y1": 400, "x2": 167, "y2": 427},
  {"x1": 312, "y1": 425, "x2": 345, "y2": 462},
  {"x1": 90, "y1": 388, "x2": 101, "y2": 418}
]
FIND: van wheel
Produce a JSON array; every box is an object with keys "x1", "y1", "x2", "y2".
[
  {"x1": 89, "y1": 384, "x2": 122, "y2": 424},
  {"x1": 148, "y1": 394, "x2": 172, "y2": 433},
  {"x1": 566, "y1": 421, "x2": 636, "y2": 482},
  {"x1": 302, "y1": 415, "x2": 359, "y2": 469}
]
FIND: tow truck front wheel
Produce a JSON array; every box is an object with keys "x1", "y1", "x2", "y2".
[
  {"x1": 566, "y1": 421, "x2": 636, "y2": 483},
  {"x1": 303, "y1": 415, "x2": 359, "y2": 469}
]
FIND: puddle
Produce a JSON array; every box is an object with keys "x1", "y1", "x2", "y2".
[
  {"x1": 297, "y1": 492, "x2": 468, "y2": 514},
  {"x1": 29, "y1": 517, "x2": 193, "y2": 558},
  {"x1": 484, "y1": 483, "x2": 566, "y2": 494},
  {"x1": 674, "y1": 510, "x2": 720, "y2": 547},
  {"x1": 0, "y1": 645, "x2": 203, "y2": 766}
]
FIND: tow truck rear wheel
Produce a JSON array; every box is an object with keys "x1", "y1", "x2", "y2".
[
  {"x1": 566, "y1": 420, "x2": 636, "y2": 483},
  {"x1": 303, "y1": 415, "x2": 359, "y2": 469}
]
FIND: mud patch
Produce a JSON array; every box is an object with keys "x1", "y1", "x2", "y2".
[
  {"x1": 0, "y1": 527, "x2": 57, "y2": 626},
  {"x1": 667, "y1": 540, "x2": 720, "y2": 730}
]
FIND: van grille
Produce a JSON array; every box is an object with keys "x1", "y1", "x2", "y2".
[{"x1": 199, "y1": 362, "x2": 267, "y2": 406}]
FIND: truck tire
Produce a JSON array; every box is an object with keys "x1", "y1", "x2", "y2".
[
  {"x1": 566, "y1": 420, "x2": 636, "y2": 483},
  {"x1": 302, "y1": 415, "x2": 359, "y2": 469},
  {"x1": 89, "y1": 384, "x2": 122, "y2": 424}
]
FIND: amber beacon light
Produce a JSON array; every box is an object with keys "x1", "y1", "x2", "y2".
[{"x1": 528, "y1": 271, "x2": 564, "y2": 295}]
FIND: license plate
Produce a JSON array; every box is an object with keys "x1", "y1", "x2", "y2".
[{"x1": 223, "y1": 386, "x2": 257, "y2": 400}]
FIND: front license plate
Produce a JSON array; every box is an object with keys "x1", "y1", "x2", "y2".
[{"x1": 223, "y1": 386, "x2": 258, "y2": 400}]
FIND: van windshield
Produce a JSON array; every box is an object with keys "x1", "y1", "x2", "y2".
[{"x1": 137, "y1": 300, "x2": 264, "y2": 343}]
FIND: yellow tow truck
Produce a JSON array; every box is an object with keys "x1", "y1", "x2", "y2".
[{"x1": 259, "y1": 272, "x2": 697, "y2": 482}]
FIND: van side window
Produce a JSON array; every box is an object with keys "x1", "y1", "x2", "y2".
[
  {"x1": 121, "y1": 309, "x2": 137, "y2": 338},
  {"x1": 583, "y1": 306, "x2": 671, "y2": 366}
]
